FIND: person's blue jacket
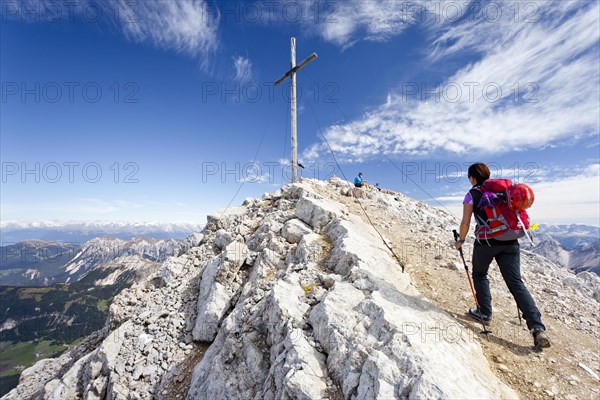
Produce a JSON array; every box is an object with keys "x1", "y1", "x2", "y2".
[{"x1": 354, "y1": 176, "x2": 364, "y2": 186}]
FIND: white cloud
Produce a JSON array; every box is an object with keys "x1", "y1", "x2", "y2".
[
  {"x1": 76, "y1": 198, "x2": 145, "y2": 214},
  {"x1": 0, "y1": 197, "x2": 204, "y2": 223},
  {"x1": 317, "y1": 0, "x2": 419, "y2": 46},
  {"x1": 232, "y1": 56, "x2": 253, "y2": 83},
  {"x1": 302, "y1": 1, "x2": 599, "y2": 161},
  {"x1": 241, "y1": 173, "x2": 271, "y2": 184},
  {"x1": 232, "y1": 160, "x2": 274, "y2": 184},
  {"x1": 2, "y1": 198, "x2": 146, "y2": 216},
  {"x1": 256, "y1": 0, "x2": 461, "y2": 47},
  {"x1": 8, "y1": 1, "x2": 219, "y2": 58},
  {"x1": 524, "y1": 164, "x2": 600, "y2": 225},
  {"x1": 113, "y1": 0, "x2": 219, "y2": 58}
]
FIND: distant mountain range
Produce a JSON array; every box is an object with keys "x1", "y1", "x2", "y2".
[
  {"x1": 0, "y1": 221, "x2": 198, "y2": 287},
  {"x1": 0, "y1": 241, "x2": 80, "y2": 286},
  {"x1": 535, "y1": 224, "x2": 599, "y2": 249},
  {"x1": 524, "y1": 224, "x2": 600, "y2": 275},
  {"x1": 0, "y1": 221, "x2": 203, "y2": 242},
  {"x1": 0, "y1": 237, "x2": 181, "y2": 287},
  {"x1": 0, "y1": 227, "x2": 192, "y2": 396}
]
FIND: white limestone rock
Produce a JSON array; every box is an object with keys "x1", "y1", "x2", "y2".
[
  {"x1": 206, "y1": 206, "x2": 247, "y2": 231},
  {"x1": 275, "y1": 328, "x2": 329, "y2": 400},
  {"x1": 281, "y1": 218, "x2": 313, "y2": 244},
  {"x1": 296, "y1": 233, "x2": 325, "y2": 266},
  {"x1": 47, "y1": 353, "x2": 94, "y2": 400},
  {"x1": 192, "y1": 242, "x2": 250, "y2": 342},
  {"x1": 158, "y1": 255, "x2": 189, "y2": 285},
  {"x1": 295, "y1": 195, "x2": 343, "y2": 232},
  {"x1": 181, "y1": 232, "x2": 204, "y2": 251},
  {"x1": 281, "y1": 183, "x2": 305, "y2": 200},
  {"x1": 214, "y1": 229, "x2": 233, "y2": 250}
]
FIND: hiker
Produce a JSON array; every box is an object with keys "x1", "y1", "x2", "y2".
[
  {"x1": 354, "y1": 172, "x2": 367, "y2": 188},
  {"x1": 454, "y1": 162, "x2": 550, "y2": 349}
]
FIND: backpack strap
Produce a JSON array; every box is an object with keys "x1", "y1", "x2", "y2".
[
  {"x1": 516, "y1": 211, "x2": 534, "y2": 245},
  {"x1": 469, "y1": 187, "x2": 487, "y2": 226},
  {"x1": 469, "y1": 186, "x2": 494, "y2": 245}
]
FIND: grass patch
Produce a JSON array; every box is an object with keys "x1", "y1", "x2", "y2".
[
  {"x1": 97, "y1": 299, "x2": 110, "y2": 312},
  {"x1": 0, "y1": 340, "x2": 68, "y2": 396},
  {"x1": 0, "y1": 342, "x2": 36, "y2": 373},
  {"x1": 68, "y1": 337, "x2": 85, "y2": 348},
  {"x1": 0, "y1": 269, "x2": 23, "y2": 278},
  {"x1": 17, "y1": 288, "x2": 50, "y2": 302},
  {"x1": 0, "y1": 341, "x2": 67, "y2": 377}
]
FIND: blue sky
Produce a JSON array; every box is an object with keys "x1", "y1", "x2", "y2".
[{"x1": 1, "y1": 0, "x2": 599, "y2": 227}]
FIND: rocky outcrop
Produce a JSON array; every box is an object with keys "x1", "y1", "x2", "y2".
[
  {"x1": 62, "y1": 237, "x2": 179, "y2": 280},
  {"x1": 2, "y1": 330, "x2": 106, "y2": 400},
  {"x1": 569, "y1": 240, "x2": 600, "y2": 275},
  {"x1": 5, "y1": 178, "x2": 599, "y2": 400},
  {"x1": 528, "y1": 233, "x2": 571, "y2": 268},
  {"x1": 186, "y1": 184, "x2": 516, "y2": 399}
]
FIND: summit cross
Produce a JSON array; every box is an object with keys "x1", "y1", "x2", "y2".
[{"x1": 274, "y1": 37, "x2": 317, "y2": 183}]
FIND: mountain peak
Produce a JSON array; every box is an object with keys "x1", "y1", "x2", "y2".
[{"x1": 5, "y1": 178, "x2": 599, "y2": 400}]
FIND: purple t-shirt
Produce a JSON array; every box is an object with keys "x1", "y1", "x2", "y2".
[{"x1": 463, "y1": 191, "x2": 474, "y2": 205}]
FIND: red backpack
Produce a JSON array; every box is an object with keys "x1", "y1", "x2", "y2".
[{"x1": 470, "y1": 179, "x2": 534, "y2": 243}]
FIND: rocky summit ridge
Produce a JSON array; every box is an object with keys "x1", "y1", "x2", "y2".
[{"x1": 4, "y1": 178, "x2": 599, "y2": 400}]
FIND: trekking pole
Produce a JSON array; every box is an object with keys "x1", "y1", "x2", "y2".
[
  {"x1": 515, "y1": 300, "x2": 522, "y2": 326},
  {"x1": 453, "y1": 230, "x2": 491, "y2": 339}
]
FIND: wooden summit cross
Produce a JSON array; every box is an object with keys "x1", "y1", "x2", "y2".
[{"x1": 274, "y1": 37, "x2": 317, "y2": 183}]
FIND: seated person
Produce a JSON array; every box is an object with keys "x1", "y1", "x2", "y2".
[{"x1": 354, "y1": 172, "x2": 367, "y2": 188}]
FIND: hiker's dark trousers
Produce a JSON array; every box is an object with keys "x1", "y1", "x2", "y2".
[{"x1": 472, "y1": 243, "x2": 546, "y2": 332}]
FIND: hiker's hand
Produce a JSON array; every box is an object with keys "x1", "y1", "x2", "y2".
[{"x1": 454, "y1": 241, "x2": 463, "y2": 250}]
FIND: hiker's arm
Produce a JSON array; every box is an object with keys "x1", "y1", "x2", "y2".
[{"x1": 456, "y1": 203, "x2": 473, "y2": 249}]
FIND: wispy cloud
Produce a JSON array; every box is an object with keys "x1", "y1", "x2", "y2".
[
  {"x1": 1, "y1": 197, "x2": 208, "y2": 223},
  {"x1": 6, "y1": 0, "x2": 220, "y2": 59},
  {"x1": 116, "y1": 0, "x2": 219, "y2": 58},
  {"x1": 1, "y1": 198, "x2": 146, "y2": 216},
  {"x1": 257, "y1": 0, "x2": 466, "y2": 48},
  {"x1": 239, "y1": 159, "x2": 275, "y2": 184},
  {"x1": 519, "y1": 163, "x2": 599, "y2": 225},
  {"x1": 232, "y1": 55, "x2": 253, "y2": 83},
  {"x1": 303, "y1": 1, "x2": 599, "y2": 161},
  {"x1": 77, "y1": 198, "x2": 146, "y2": 214},
  {"x1": 315, "y1": 0, "x2": 422, "y2": 47}
]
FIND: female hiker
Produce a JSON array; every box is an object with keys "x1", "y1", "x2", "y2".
[{"x1": 454, "y1": 162, "x2": 551, "y2": 349}]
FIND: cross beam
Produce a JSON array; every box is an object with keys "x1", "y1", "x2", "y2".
[{"x1": 274, "y1": 37, "x2": 317, "y2": 183}]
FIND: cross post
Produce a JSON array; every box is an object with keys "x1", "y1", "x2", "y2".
[{"x1": 274, "y1": 37, "x2": 317, "y2": 183}]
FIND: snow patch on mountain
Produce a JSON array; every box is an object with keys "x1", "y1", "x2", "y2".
[
  {"x1": 62, "y1": 237, "x2": 180, "y2": 281},
  {"x1": 23, "y1": 269, "x2": 41, "y2": 281}
]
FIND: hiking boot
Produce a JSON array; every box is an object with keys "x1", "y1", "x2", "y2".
[
  {"x1": 533, "y1": 331, "x2": 551, "y2": 349},
  {"x1": 468, "y1": 308, "x2": 492, "y2": 325}
]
